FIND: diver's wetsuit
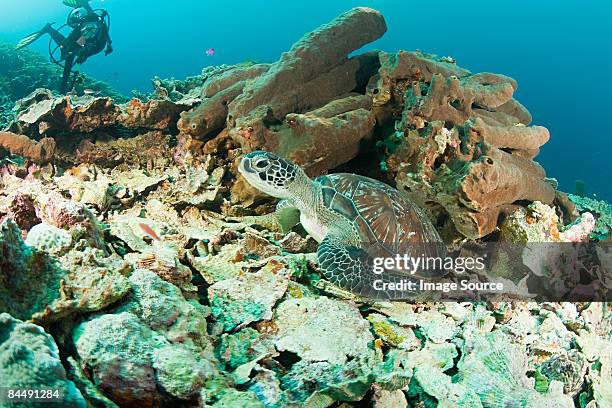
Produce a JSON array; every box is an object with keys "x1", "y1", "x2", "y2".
[
  {"x1": 17, "y1": 1, "x2": 112, "y2": 93},
  {"x1": 50, "y1": 16, "x2": 111, "y2": 92}
]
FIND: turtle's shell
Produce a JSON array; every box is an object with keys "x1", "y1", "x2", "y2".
[{"x1": 315, "y1": 173, "x2": 445, "y2": 277}]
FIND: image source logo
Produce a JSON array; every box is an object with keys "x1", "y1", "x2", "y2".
[{"x1": 350, "y1": 241, "x2": 611, "y2": 302}]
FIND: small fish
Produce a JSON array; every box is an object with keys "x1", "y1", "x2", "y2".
[
  {"x1": 83, "y1": 88, "x2": 99, "y2": 95},
  {"x1": 205, "y1": 48, "x2": 215, "y2": 56},
  {"x1": 138, "y1": 223, "x2": 161, "y2": 242}
]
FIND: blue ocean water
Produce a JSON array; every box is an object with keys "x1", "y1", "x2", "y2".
[{"x1": 1, "y1": 0, "x2": 610, "y2": 200}]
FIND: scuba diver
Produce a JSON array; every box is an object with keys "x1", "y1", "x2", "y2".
[{"x1": 15, "y1": 0, "x2": 113, "y2": 94}]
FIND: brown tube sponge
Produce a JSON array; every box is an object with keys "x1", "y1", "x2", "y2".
[
  {"x1": 264, "y1": 100, "x2": 376, "y2": 175},
  {"x1": 201, "y1": 64, "x2": 270, "y2": 98},
  {"x1": 406, "y1": 72, "x2": 517, "y2": 127},
  {"x1": 388, "y1": 114, "x2": 556, "y2": 238},
  {"x1": 177, "y1": 81, "x2": 246, "y2": 139},
  {"x1": 227, "y1": 7, "x2": 386, "y2": 135},
  {"x1": 464, "y1": 117, "x2": 550, "y2": 151},
  {"x1": 298, "y1": 94, "x2": 373, "y2": 118},
  {"x1": 459, "y1": 152, "x2": 555, "y2": 212},
  {"x1": 366, "y1": 50, "x2": 470, "y2": 106}
]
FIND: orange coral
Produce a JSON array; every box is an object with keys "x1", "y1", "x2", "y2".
[{"x1": 128, "y1": 98, "x2": 144, "y2": 110}]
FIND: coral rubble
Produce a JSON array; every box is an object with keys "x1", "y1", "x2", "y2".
[{"x1": 0, "y1": 6, "x2": 610, "y2": 408}]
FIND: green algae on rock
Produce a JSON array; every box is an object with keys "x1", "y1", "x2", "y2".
[
  {"x1": 368, "y1": 313, "x2": 418, "y2": 349},
  {"x1": 217, "y1": 328, "x2": 276, "y2": 371},
  {"x1": 0, "y1": 313, "x2": 86, "y2": 407},
  {"x1": 0, "y1": 218, "x2": 62, "y2": 320}
]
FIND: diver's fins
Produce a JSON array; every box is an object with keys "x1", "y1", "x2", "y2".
[
  {"x1": 62, "y1": 0, "x2": 88, "y2": 7},
  {"x1": 15, "y1": 31, "x2": 44, "y2": 50},
  {"x1": 15, "y1": 23, "x2": 54, "y2": 50}
]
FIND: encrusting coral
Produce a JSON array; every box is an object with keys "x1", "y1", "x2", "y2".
[{"x1": 0, "y1": 6, "x2": 610, "y2": 408}]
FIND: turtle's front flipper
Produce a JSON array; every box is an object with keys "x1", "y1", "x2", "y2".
[
  {"x1": 317, "y1": 235, "x2": 420, "y2": 301},
  {"x1": 226, "y1": 213, "x2": 283, "y2": 232},
  {"x1": 275, "y1": 199, "x2": 300, "y2": 233},
  {"x1": 317, "y1": 235, "x2": 369, "y2": 293}
]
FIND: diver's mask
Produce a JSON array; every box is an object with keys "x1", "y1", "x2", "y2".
[{"x1": 67, "y1": 7, "x2": 88, "y2": 28}]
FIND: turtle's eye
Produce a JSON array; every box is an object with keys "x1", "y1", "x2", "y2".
[{"x1": 254, "y1": 159, "x2": 269, "y2": 170}]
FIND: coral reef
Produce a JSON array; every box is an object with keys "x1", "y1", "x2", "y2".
[
  {"x1": 0, "y1": 7, "x2": 610, "y2": 408},
  {"x1": 0, "y1": 94, "x2": 13, "y2": 129},
  {"x1": 501, "y1": 201, "x2": 595, "y2": 244}
]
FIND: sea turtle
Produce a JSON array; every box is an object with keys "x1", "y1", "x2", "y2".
[{"x1": 238, "y1": 151, "x2": 446, "y2": 299}]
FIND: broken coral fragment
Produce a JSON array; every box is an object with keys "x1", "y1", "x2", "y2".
[
  {"x1": 410, "y1": 330, "x2": 574, "y2": 408},
  {"x1": 25, "y1": 222, "x2": 72, "y2": 253},
  {"x1": 209, "y1": 267, "x2": 290, "y2": 331},
  {"x1": 0, "y1": 214, "x2": 130, "y2": 324},
  {"x1": 567, "y1": 193, "x2": 612, "y2": 241},
  {"x1": 13, "y1": 91, "x2": 192, "y2": 137},
  {"x1": 457, "y1": 331, "x2": 573, "y2": 408},
  {"x1": 0, "y1": 218, "x2": 64, "y2": 320},
  {"x1": 274, "y1": 296, "x2": 373, "y2": 364},
  {"x1": 501, "y1": 201, "x2": 595, "y2": 243},
  {"x1": 120, "y1": 269, "x2": 213, "y2": 351},
  {"x1": 73, "y1": 312, "x2": 169, "y2": 406}
]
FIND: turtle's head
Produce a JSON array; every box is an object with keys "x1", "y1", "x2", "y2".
[{"x1": 238, "y1": 151, "x2": 302, "y2": 199}]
